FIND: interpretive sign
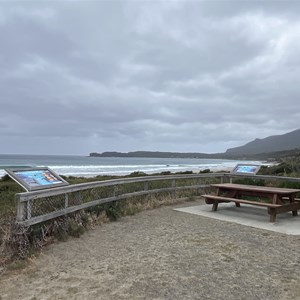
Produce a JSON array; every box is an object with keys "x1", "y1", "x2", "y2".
[
  {"x1": 5, "y1": 167, "x2": 69, "y2": 191},
  {"x1": 231, "y1": 164, "x2": 261, "y2": 175}
]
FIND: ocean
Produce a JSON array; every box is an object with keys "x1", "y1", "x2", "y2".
[{"x1": 0, "y1": 154, "x2": 264, "y2": 178}]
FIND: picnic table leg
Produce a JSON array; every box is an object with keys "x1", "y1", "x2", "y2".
[
  {"x1": 212, "y1": 201, "x2": 219, "y2": 211},
  {"x1": 270, "y1": 214, "x2": 276, "y2": 223},
  {"x1": 290, "y1": 195, "x2": 298, "y2": 216},
  {"x1": 268, "y1": 209, "x2": 276, "y2": 222},
  {"x1": 232, "y1": 192, "x2": 240, "y2": 207},
  {"x1": 272, "y1": 194, "x2": 279, "y2": 204}
]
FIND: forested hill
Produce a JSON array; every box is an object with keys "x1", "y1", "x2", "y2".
[
  {"x1": 89, "y1": 148, "x2": 300, "y2": 161},
  {"x1": 226, "y1": 128, "x2": 300, "y2": 156},
  {"x1": 90, "y1": 129, "x2": 300, "y2": 160}
]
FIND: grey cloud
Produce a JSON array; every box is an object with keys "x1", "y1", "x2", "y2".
[{"x1": 0, "y1": 1, "x2": 300, "y2": 155}]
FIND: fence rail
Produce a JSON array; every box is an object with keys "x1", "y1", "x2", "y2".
[{"x1": 15, "y1": 173, "x2": 300, "y2": 226}]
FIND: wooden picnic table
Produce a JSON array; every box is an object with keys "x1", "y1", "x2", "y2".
[{"x1": 202, "y1": 183, "x2": 300, "y2": 222}]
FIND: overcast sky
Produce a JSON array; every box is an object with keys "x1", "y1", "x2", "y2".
[{"x1": 0, "y1": 1, "x2": 300, "y2": 155}]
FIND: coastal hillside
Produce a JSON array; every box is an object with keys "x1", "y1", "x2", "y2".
[
  {"x1": 90, "y1": 129, "x2": 300, "y2": 159},
  {"x1": 225, "y1": 128, "x2": 300, "y2": 156}
]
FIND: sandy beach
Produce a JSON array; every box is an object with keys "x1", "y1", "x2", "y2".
[{"x1": 1, "y1": 199, "x2": 300, "y2": 300}]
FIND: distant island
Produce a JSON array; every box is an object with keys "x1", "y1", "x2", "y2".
[{"x1": 89, "y1": 151, "x2": 222, "y2": 159}]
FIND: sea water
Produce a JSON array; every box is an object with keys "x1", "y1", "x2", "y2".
[{"x1": 0, "y1": 154, "x2": 264, "y2": 178}]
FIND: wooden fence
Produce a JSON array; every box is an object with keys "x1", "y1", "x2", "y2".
[{"x1": 15, "y1": 173, "x2": 300, "y2": 226}]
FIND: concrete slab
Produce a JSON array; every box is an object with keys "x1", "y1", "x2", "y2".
[{"x1": 174, "y1": 203, "x2": 300, "y2": 235}]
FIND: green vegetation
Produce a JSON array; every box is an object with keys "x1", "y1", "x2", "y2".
[
  {"x1": 1, "y1": 159, "x2": 300, "y2": 269},
  {"x1": 257, "y1": 153, "x2": 300, "y2": 189},
  {"x1": 0, "y1": 170, "x2": 205, "y2": 267},
  {"x1": 230, "y1": 156, "x2": 300, "y2": 201},
  {"x1": 0, "y1": 175, "x2": 23, "y2": 217}
]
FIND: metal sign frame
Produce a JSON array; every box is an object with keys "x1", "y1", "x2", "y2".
[
  {"x1": 5, "y1": 167, "x2": 69, "y2": 192},
  {"x1": 231, "y1": 164, "x2": 261, "y2": 175}
]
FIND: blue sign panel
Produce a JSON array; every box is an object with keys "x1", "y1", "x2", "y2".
[
  {"x1": 5, "y1": 167, "x2": 69, "y2": 191},
  {"x1": 231, "y1": 164, "x2": 261, "y2": 175}
]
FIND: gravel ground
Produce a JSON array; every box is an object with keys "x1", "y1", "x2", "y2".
[{"x1": 1, "y1": 199, "x2": 300, "y2": 300}]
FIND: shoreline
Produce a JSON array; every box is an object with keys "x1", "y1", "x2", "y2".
[
  {"x1": 0, "y1": 158, "x2": 275, "y2": 179},
  {"x1": 58, "y1": 167, "x2": 233, "y2": 178}
]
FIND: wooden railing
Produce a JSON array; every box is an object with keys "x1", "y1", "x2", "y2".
[{"x1": 15, "y1": 173, "x2": 300, "y2": 226}]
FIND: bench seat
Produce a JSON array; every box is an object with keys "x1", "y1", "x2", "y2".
[
  {"x1": 282, "y1": 197, "x2": 300, "y2": 202},
  {"x1": 202, "y1": 194, "x2": 281, "y2": 208},
  {"x1": 202, "y1": 194, "x2": 291, "y2": 222}
]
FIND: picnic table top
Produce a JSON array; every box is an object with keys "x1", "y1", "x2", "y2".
[{"x1": 211, "y1": 183, "x2": 300, "y2": 194}]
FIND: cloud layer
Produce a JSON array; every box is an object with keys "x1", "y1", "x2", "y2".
[{"x1": 1, "y1": 1, "x2": 300, "y2": 155}]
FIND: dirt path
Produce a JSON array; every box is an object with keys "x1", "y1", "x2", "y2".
[{"x1": 1, "y1": 200, "x2": 300, "y2": 300}]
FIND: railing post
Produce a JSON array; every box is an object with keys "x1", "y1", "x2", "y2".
[
  {"x1": 26, "y1": 199, "x2": 32, "y2": 220},
  {"x1": 65, "y1": 193, "x2": 69, "y2": 209},
  {"x1": 113, "y1": 185, "x2": 118, "y2": 197},
  {"x1": 16, "y1": 194, "x2": 25, "y2": 222},
  {"x1": 144, "y1": 181, "x2": 149, "y2": 199},
  {"x1": 172, "y1": 179, "x2": 176, "y2": 198},
  {"x1": 197, "y1": 177, "x2": 202, "y2": 195},
  {"x1": 221, "y1": 174, "x2": 232, "y2": 184},
  {"x1": 220, "y1": 175, "x2": 224, "y2": 184},
  {"x1": 144, "y1": 181, "x2": 149, "y2": 192}
]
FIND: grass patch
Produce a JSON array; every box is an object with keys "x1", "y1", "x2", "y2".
[{"x1": 7, "y1": 259, "x2": 28, "y2": 271}]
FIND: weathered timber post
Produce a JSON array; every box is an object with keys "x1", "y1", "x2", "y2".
[
  {"x1": 26, "y1": 199, "x2": 32, "y2": 220},
  {"x1": 220, "y1": 176, "x2": 223, "y2": 184},
  {"x1": 144, "y1": 181, "x2": 149, "y2": 200},
  {"x1": 144, "y1": 181, "x2": 148, "y2": 192},
  {"x1": 113, "y1": 185, "x2": 118, "y2": 197},
  {"x1": 16, "y1": 194, "x2": 25, "y2": 222},
  {"x1": 64, "y1": 193, "x2": 69, "y2": 209},
  {"x1": 197, "y1": 178, "x2": 202, "y2": 195},
  {"x1": 172, "y1": 179, "x2": 176, "y2": 198}
]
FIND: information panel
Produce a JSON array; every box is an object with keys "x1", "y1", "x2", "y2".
[
  {"x1": 5, "y1": 167, "x2": 69, "y2": 191},
  {"x1": 231, "y1": 164, "x2": 261, "y2": 175}
]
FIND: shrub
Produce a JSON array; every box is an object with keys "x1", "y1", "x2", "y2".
[
  {"x1": 104, "y1": 202, "x2": 124, "y2": 221},
  {"x1": 200, "y1": 169, "x2": 211, "y2": 174},
  {"x1": 68, "y1": 220, "x2": 85, "y2": 238}
]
